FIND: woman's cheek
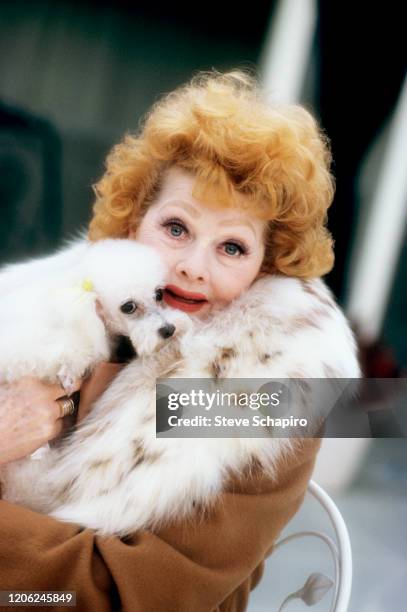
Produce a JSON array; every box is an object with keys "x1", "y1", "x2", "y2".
[
  {"x1": 224, "y1": 268, "x2": 259, "y2": 301},
  {"x1": 213, "y1": 276, "x2": 241, "y2": 303}
]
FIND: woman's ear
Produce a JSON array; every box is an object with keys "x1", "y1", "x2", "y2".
[{"x1": 128, "y1": 229, "x2": 136, "y2": 239}]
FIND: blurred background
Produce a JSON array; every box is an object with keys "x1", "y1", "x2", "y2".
[{"x1": 0, "y1": 0, "x2": 405, "y2": 610}]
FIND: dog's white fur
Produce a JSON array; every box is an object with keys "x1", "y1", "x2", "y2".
[
  {"x1": 0, "y1": 239, "x2": 360, "y2": 536},
  {"x1": 0, "y1": 239, "x2": 181, "y2": 390}
]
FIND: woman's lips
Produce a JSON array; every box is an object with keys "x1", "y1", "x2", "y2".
[
  {"x1": 164, "y1": 285, "x2": 208, "y2": 313},
  {"x1": 165, "y1": 285, "x2": 207, "y2": 301}
]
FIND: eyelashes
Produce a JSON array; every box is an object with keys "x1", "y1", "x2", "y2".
[
  {"x1": 222, "y1": 242, "x2": 247, "y2": 256},
  {"x1": 160, "y1": 217, "x2": 249, "y2": 257},
  {"x1": 161, "y1": 217, "x2": 186, "y2": 238}
]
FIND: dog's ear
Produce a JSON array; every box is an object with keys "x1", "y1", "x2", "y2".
[{"x1": 95, "y1": 298, "x2": 106, "y2": 324}]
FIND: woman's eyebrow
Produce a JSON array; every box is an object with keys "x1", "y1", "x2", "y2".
[
  {"x1": 160, "y1": 200, "x2": 258, "y2": 237},
  {"x1": 160, "y1": 200, "x2": 201, "y2": 219},
  {"x1": 218, "y1": 218, "x2": 257, "y2": 236}
]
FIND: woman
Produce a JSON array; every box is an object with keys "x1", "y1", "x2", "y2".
[{"x1": 0, "y1": 70, "x2": 355, "y2": 610}]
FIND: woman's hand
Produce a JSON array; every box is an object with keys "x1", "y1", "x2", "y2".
[
  {"x1": 0, "y1": 363, "x2": 125, "y2": 465},
  {"x1": 0, "y1": 378, "x2": 77, "y2": 465}
]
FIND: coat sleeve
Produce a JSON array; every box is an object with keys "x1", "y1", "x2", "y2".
[{"x1": 0, "y1": 439, "x2": 320, "y2": 612}]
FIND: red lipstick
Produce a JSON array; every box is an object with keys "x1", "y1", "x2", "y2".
[
  {"x1": 165, "y1": 285, "x2": 207, "y2": 301},
  {"x1": 164, "y1": 285, "x2": 208, "y2": 313}
]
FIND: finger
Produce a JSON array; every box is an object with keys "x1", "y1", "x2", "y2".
[
  {"x1": 49, "y1": 417, "x2": 64, "y2": 441},
  {"x1": 23, "y1": 379, "x2": 67, "y2": 403},
  {"x1": 44, "y1": 383, "x2": 71, "y2": 400},
  {"x1": 15, "y1": 377, "x2": 66, "y2": 400},
  {"x1": 49, "y1": 378, "x2": 82, "y2": 400}
]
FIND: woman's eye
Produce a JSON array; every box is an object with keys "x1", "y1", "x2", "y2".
[
  {"x1": 155, "y1": 288, "x2": 163, "y2": 301},
  {"x1": 170, "y1": 225, "x2": 183, "y2": 237},
  {"x1": 222, "y1": 242, "x2": 246, "y2": 257},
  {"x1": 120, "y1": 300, "x2": 137, "y2": 314},
  {"x1": 162, "y1": 219, "x2": 187, "y2": 238}
]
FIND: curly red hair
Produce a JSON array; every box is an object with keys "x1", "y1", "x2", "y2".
[{"x1": 89, "y1": 70, "x2": 335, "y2": 277}]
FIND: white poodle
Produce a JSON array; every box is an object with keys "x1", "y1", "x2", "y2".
[{"x1": 0, "y1": 238, "x2": 182, "y2": 392}]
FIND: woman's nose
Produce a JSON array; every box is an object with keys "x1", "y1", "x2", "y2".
[{"x1": 174, "y1": 249, "x2": 208, "y2": 283}]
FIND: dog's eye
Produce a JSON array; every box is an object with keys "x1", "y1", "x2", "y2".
[
  {"x1": 155, "y1": 288, "x2": 163, "y2": 302},
  {"x1": 120, "y1": 300, "x2": 137, "y2": 315}
]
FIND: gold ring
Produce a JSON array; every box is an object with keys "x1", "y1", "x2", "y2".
[{"x1": 56, "y1": 396, "x2": 77, "y2": 418}]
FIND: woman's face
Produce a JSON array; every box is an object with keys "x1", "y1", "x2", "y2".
[{"x1": 133, "y1": 166, "x2": 266, "y2": 319}]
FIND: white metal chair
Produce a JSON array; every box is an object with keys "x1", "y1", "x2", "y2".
[{"x1": 272, "y1": 480, "x2": 352, "y2": 611}]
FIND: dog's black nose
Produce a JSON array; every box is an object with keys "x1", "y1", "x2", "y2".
[{"x1": 158, "y1": 324, "x2": 176, "y2": 339}]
